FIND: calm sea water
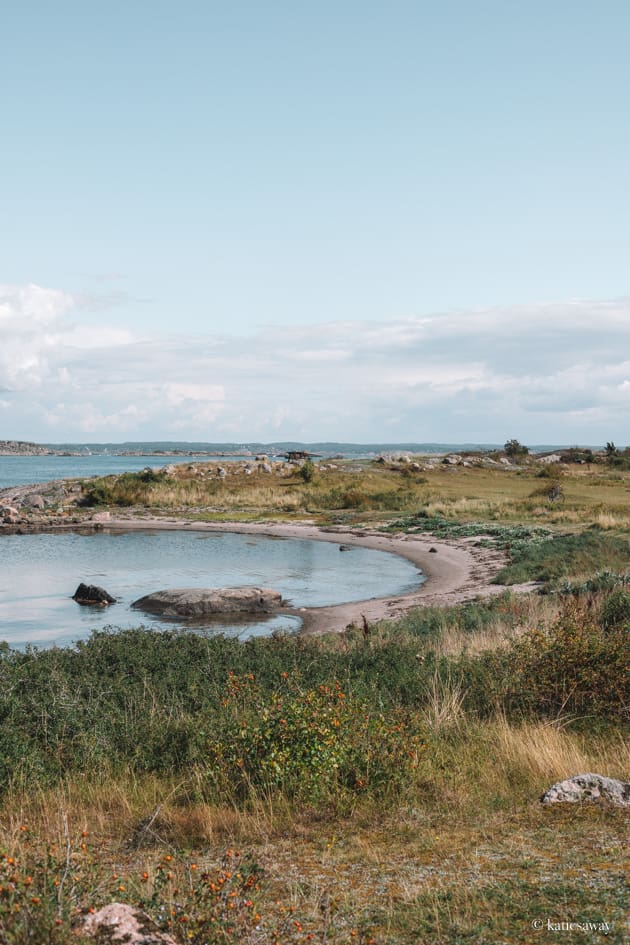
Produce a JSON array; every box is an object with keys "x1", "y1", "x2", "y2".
[
  {"x1": 0, "y1": 441, "x2": 512, "y2": 490},
  {"x1": 0, "y1": 529, "x2": 423, "y2": 649}
]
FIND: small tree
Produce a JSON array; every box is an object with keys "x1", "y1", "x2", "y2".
[
  {"x1": 299, "y1": 459, "x2": 315, "y2": 483},
  {"x1": 504, "y1": 438, "x2": 529, "y2": 458}
]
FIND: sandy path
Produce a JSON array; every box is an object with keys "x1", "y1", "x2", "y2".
[{"x1": 100, "y1": 518, "x2": 511, "y2": 634}]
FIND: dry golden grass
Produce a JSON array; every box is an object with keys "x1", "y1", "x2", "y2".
[
  {"x1": 491, "y1": 717, "x2": 630, "y2": 785},
  {"x1": 76, "y1": 459, "x2": 630, "y2": 533},
  {"x1": 433, "y1": 595, "x2": 561, "y2": 658},
  {"x1": 3, "y1": 720, "x2": 627, "y2": 943}
]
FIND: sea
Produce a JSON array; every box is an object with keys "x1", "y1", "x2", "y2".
[{"x1": 0, "y1": 440, "x2": 568, "y2": 490}]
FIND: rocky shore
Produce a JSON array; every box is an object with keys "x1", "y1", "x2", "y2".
[
  {"x1": 0, "y1": 478, "x2": 84, "y2": 526},
  {"x1": 0, "y1": 439, "x2": 257, "y2": 458},
  {"x1": 0, "y1": 439, "x2": 55, "y2": 456}
]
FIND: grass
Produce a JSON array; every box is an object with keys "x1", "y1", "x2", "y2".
[
  {"x1": 494, "y1": 530, "x2": 630, "y2": 585},
  {"x1": 1, "y1": 714, "x2": 627, "y2": 943},
  {"x1": 71, "y1": 459, "x2": 630, "y2": 531}
]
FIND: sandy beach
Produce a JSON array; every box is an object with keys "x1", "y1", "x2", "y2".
[{"x1": 98, "y1": 518, "x2": 513, "y2": 634}]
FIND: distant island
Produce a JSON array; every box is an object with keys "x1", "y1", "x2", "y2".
[
  {"x1": 0, "y1": 440, "x2": 55, "y2": 456},
  {"x1": 0, "y1": 439, "x2": 256, "y2": 458}
]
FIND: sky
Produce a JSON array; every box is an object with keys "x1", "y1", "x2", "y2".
[{"x1": 1, "y1": 0, "x2": 629, "y2": 444}]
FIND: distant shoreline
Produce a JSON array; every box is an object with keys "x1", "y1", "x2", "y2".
[
  {"x1": 0, "y1": 440, "x2": 263, "y2": 458},
  {"x1": 1, "y1": 438, "x2": 592, "y2": 458}
]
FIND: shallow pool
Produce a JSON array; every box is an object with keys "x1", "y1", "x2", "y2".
[{"x1": 0, "y1": 529, "x2": 424, "y2": 647}]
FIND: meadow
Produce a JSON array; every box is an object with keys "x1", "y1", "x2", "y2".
[{"x1": 1, "y1": 453, "x2": 628, "y2": 943}]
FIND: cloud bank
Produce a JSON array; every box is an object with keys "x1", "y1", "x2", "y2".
[{"x1": 1, "y1": 284, "x2": 629, "y2": 444}]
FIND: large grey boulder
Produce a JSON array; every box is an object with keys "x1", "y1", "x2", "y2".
[
  {"x1": 81, "y1": 902, "x2": 177, "y2": 944},
  {"x1": 0, "y1": 505, "x2": 20, "y2": 524},
  {"x1": 132, "y1": 586, "x2": 284, "y2": 618},
  {"x1": 541, "y1": 773, "x2": 630, "y2": 807}
]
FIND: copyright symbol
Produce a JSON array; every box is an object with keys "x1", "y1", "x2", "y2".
[{"x1": 532, "y1": 919, "x2": 544, "y2": 931}]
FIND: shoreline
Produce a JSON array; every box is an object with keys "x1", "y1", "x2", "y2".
[{"x1": 97, "y1": 517, "x2": 515, "y2": 634}]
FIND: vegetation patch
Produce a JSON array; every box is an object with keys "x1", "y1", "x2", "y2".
[
  {"x1": 494, "y1": 530, "x2": 630, "y2": 586},
  {"x1": 386, "y1": 512, "x2": 552, "y2": 546}
]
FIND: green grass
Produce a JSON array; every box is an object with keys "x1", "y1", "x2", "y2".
[
  {"x1": 0, "y1": 593, "x2": 626, "y2": 799},
  {"x1": 495, "y1": 530, "x2": 630, "y2": 585}
]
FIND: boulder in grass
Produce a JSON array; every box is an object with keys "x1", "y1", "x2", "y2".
[
  {"x1": 541, "y1": 773, "x2": 630, "y2": 807},
  {"x1": 72, "y1": 583, "x2": 116, "y2": 606},
  {"x1": 132, "y1": 586, "x2": 284, "y2": 618},
  {"x1": 80, "y1": 902, "x2": 177, "y2": 944}
]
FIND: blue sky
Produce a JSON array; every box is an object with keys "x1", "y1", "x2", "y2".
[{"x1": 1, "y1": 1, "x2": 629, "y2": 442}]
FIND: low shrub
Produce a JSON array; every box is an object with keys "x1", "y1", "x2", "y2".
[
  {"x1": 77, "y1": 470, "x2": 169, "y2": 507},
  {"x1": 299, "y1": 459, "x2": 315, "y2": 483},
  {"x1": 500, "y1": 602, "x2": 629, "y2": 720},
  {"x1": 599, "y1": 589, "x2": 630, "y2": 629},
  {"x1": 557, "y1": 570, "x2": 630, "y2": 596},
  {"x1": 206, "y1": 674, "x2": 424, "y2": 804}
]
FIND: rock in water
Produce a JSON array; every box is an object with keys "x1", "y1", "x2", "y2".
[
  {"x1": 81, "y1": 902, "x2": 177, "y2": 943},
  {"x1": 132, "y1": 586, "x2": 284, "y2": 618},
  {"x1": 541, "y1": 773, "x2": 630, "y2": 807},
  {"x1": 72, "y1": 583, "x2": 116, "y2": 606}
]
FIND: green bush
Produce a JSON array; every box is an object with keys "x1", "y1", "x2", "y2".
[
  {"x1": 299, "y1": 459, "x2": 315, "y2": 483},
  {"x1": 504, "y1": 438, "x2": 529, "y2": 457},
  {"x1": 600, "y1": 589, "x2": 630, "y2": 629},
  {"x1": 206, "y1": 673, "x2": 424, "y2": 803},
  {"x1": 500, "y1": 603, "x2": 628, "y2": 720},
  {"x1": 77, "y1": 469, "x2": 168, "y2": 507}
]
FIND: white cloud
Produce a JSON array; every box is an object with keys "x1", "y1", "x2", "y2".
[
  {"x1": 3, "y1": 285, "x2": 630, "y2": 443},
  {"x1": 163, "y1": 383, "x2": 225, "y2": 407}
]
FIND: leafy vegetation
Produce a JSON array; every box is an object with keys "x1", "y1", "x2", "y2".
[
  {"x1": 78, "y1": 468, "x2": 169, "y2": 507},
  {"x1": 386, "y1": 512, "x2": 552, "y2": 547},
  {"x1": 298, "y1": 458, "x2": 315, "y2": 483},
  {"x1": 0, "y1": 593, "x2": 626, "y2": 801},
  {"x1": 504, "y1": 438, "x2": 529, "y2": 457},
  {"x1": 494, "y1": 530, "x2": 630, "y2": 585}
]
